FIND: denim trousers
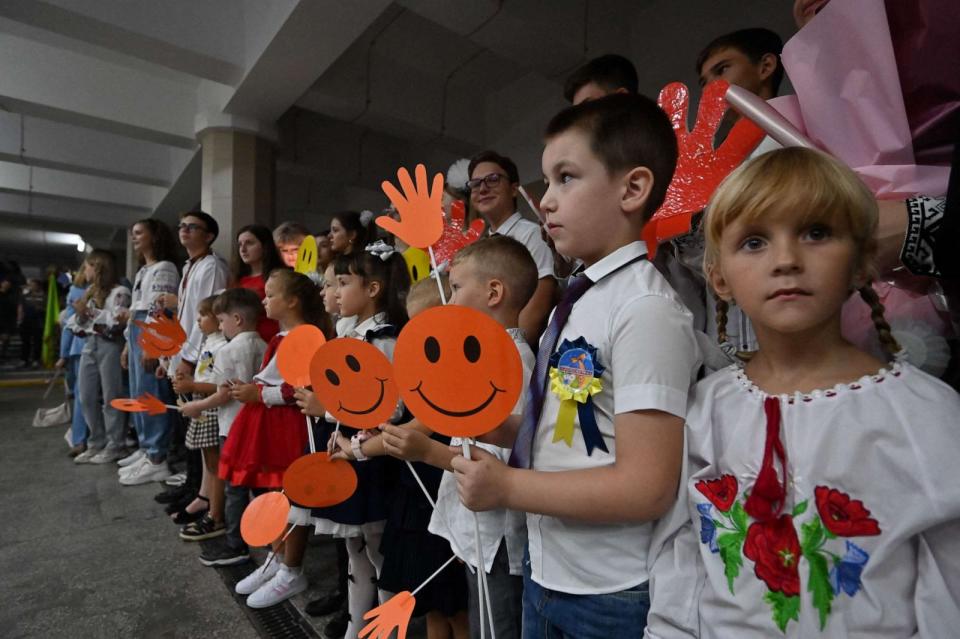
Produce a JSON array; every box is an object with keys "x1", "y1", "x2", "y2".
[
  {"x1": 128, "y1": 311, "x2": 174, "y2": 460},
  {"x1": 78, "y1": 336, "x2": 126, "y2": 451},
  {"x1": 67, "y1": 355, "x2": 89, "y2": 446},
  {"x1": 521, "y1": 554, "x2": 650, "y2": 639}
]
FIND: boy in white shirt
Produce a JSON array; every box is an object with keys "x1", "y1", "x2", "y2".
[
  {"x1": 381, "y1": 236, "x2": 538, "y2": 639},
  {"x1": 182, "y1": 288, "x2": 267, "y2": 567},
  {"x1": 453, "y1": 94, "x2": 702, "y2": 636}
]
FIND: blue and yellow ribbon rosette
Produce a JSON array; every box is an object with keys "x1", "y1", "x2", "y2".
[{"x1": 548, "y1": 337, "x2": 609, "y2": 456}]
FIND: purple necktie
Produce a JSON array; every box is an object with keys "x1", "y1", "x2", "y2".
[{"x1": 509, "y1": 273, "x2": 594, "y2": 469}]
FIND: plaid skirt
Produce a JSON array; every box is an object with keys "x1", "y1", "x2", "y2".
[{"x1": 186, "y1": 394, "x2": 219, "y2": 449}]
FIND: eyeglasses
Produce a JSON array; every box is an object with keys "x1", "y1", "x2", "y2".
[
  {"x1": 178, "y1": 222, "x2": 207, "y2": 233},
  {"x1": 466, "y1": 173, "x2": 510, "y2": 192}
]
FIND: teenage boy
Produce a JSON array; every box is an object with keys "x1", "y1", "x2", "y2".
[
  {"x1": 696, "y1": 28, "x2": 784, "y2": 102},
  {"x1": 190, "y1": 288, "x2": 268, "y2": 566},
  {"x1": 453, "y1": 94, "x2": 702, "y2": 636},
  {"x1": 467, "y1": 150, "x2": 556, "y2": 344},
  {"x1": 563, "y1": 54, "x2": 639, "y2": 105}
]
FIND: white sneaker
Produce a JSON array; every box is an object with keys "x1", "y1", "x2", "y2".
[
  {"x1": 235, "y1": 553, "x2": 281, "y2": 595},
  {"x1": 164, "y1": 472, "x2": 187, "y2": 487},
  {"x1": 119, "y1": 460, "x2": 171, "y2": 486},
  {"x1": 74, "y1": 448, "x2": 101, "y2": 464},
  {"x1": 118, "y1": 455, "x2": 149, "y2": 477},
  {"x1": 246, "y1": 566, "x2": 308, "y2": 609},
  {"x1": 117, "y1": 449, "x2": 145, "y2": 467},
  {"x1": 89, "y1": 448, "x2": 125, "y2": 464}
]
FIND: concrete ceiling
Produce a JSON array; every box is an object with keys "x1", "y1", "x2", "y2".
[{"x1": 0, "y1": 0, "x2": 796, "y2": 273}]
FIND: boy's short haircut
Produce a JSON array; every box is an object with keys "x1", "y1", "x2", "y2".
[
  {"x1": 273, "y1": 221, "x2": 311, "y2": 246},
  {"x1": 545, "y1": 93, "x2": 677, "y2": 222},
  {"x1": 180, "y1": 210, "x2": 219, "y2": 243},
  {"x1": 197, "y1": 294, "x2": 219, "y2": 317},
  {"x1": 212, "y1": 287, "x2": 264, "y2": 326},
  {"x1": 563, "y1": 54, "x2": 638, "y2": 103},
  {"x1": 696, "y1": 28, "x2": 785, "y2": 94},
  {"x1": 452, "y1": 236, "x2": 538, "y2": 311},
  {"x1": 406, "y1": 273, "x2": 450, "y2": 315}
]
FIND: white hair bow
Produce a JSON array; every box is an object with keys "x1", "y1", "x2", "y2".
[{"x1": 364, "y1": 240, "x2": 396, "y2": 261}]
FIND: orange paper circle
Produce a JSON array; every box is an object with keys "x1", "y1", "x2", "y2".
[
  {"x1": 393, "y1": 306, "x2": 522, "y2": 438},
  {"x1": 240, "y1": 491, "x2": 290, "y2": 547},
  {"x1": 282, "y1": 452, "x2": 358, "y2": 508},
  {"x1": 110, "y1": 398, "x2": 145, "y2": 412},
  {"x1": 277, "y1": 324, "x2": 327, "y2": 386},
  {"x1": 309, "y1": 339, "x2": 399, "y2": 429}
]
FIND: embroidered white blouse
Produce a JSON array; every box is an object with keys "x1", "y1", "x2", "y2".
[{"x1": 645, "y1": 361, "x2": 960, "y2": 638}]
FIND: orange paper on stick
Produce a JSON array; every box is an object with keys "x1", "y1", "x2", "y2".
[
  {"x1": 393, "y1": 306, "x2": 522, "y2": 438},
  {"x1": 360, "y1": 591, "x2": 416, "y2": 639},
  {"x1": 110, "y1": 392, "x2": 170, "y2": 415},
  {"x1": 240, "y1": 492, "x2": 290, "y2": 547},
  {"x1": 277, "y1": 324, "x2": 327, "y2": 387},
  {"x1": 377, "y1": 164, "x2": 445, "y2": 249},
  {"x1": 309, "y1": 339, "x2": 399, "y2": 429},
  {"x1": 282, "y1": 452, "x2": 358, "y2": 508},
  {"x1": 135, "y1": 315, "x2": 187, "y2": 358}
]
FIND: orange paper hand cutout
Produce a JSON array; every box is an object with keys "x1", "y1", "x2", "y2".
[
  {"x1": 240, "y1": 492, "x2": 291, "y2": 547},
  {"x1": 277, "y1": 325, "x2": 327, "y2": 387},
  {"x1": 282, "y1": 452, "x2": 358, "y2": 508},
  {"x1": 378, "y1": 164, "x2": 445, "y2": 249},
  {"x1": 645, "y1": 80, "x2": 764, "y2": 257},
  {"x1": 431, "y1": 200, "x2": 485, "y2": 266},
  {"x1": 134, "y1": 315, "x2": 187, "y2": 358},
  {"x1": 110, "y1": 392, "x2": 171, "y2": 415},
  {"x1": 360, "y1": 591, "x2": 416, "y2": 639}
]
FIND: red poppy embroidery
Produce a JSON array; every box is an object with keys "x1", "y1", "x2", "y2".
[
  {"x1": 695, "y1": 474, "x2": 739, "y2": 512},
  {"x1": 744, "y1": 515, "x2": 802, "y2": 596},
  {"x1": 814, "y1": 486, "x2": 881, "y2": 537}
]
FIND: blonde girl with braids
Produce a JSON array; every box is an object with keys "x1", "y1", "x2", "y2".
[
  {"x1": 645, "y1": 148, "x2": 960, "y2": 638},
  {"x1": 72, "y1": 249, "x2": 132, "y2": 464}
]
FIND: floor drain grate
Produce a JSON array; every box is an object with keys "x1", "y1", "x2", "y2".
[{"x1": 205, "y1": 542, "x2": 320, "y2": 639}]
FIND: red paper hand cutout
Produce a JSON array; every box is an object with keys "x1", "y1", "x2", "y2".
[
  {"x1": 134, "y1": 315, "x2": 187, "y2": 358},
  {"x1": 431, "y1": 200, "x2": 485, "y2": 266},
  {"x1": 360, "y1": 591, "x2": 416, "y2": 639},
  {"x1": 378, "y1": 165, "x2": 445, "y2": 249},
  {"x1": 644, "y1": 80, "x2": 765, "y2": 257}
]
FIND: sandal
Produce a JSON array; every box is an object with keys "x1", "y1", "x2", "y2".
[{"x1": 170, "y1": 496, "x2": 208, "y2": 525}]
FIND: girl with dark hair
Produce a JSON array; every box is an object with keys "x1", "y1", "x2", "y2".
[
  {"x1": 231, "y1": 224, "x2": 285, "y2": 342},
  {"x1": 116, "y1": 219, "x2": 181, "y2": 484},
  {"x1": 329, "y1": 210, "x2": 374, "y2": 256}
]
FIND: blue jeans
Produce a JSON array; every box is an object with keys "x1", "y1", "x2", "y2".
[
  {"x1": 128, "y1": 311, "x2": 174, "y2": 460},
  {"x1": 521, "y1": 555, "x2": 650, "y2": 639},
  {"x1": 68, "y1": 355, "x2": 89, "y2": 446}
]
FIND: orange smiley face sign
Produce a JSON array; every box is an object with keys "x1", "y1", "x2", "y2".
[
  {"x1": 393, "y1": 306, "x2": 522, "y2": 438},
  {"x1": 309, "y1": 339, "x2": 399, "y2": 429},
  {"x1": 282, "y1": 452, "x2": 358, "y2": 508}
]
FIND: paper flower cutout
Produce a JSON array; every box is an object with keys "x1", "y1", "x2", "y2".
[
  {"x1": 644, "y1": 79, "x2": 765, "y2": 257},
  {"x1": 378, "y1": 164, "x2": 445, "y2": 249},
  {"x1": 431, "y1": 200, "x2": 485, "y2": 266}
]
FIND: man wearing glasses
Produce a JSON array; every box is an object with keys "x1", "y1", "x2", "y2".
[
  {"x1": 167, "y1": 210, "x2": 229, "y2": 381},
  {"x1": 467, "y1": 151, "x2": 557, "y2": 344}
]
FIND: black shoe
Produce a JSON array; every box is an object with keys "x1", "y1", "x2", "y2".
[
  {"x1": 171, "y1": 506, "x2": 208, "y2": 526},
  {"x1": 323, "y1": 611, "x2": 349, "y2": 639},
  {"x1": 155, "y1": 485, "x2": 192, "y2": 504},
  {"x1": 180, "y1": 514, "x2": 226, "y2": 541},
  {"x1": 199, "y1": 543, "x2": 250, "y2": 567},
  {"x1": 164, "y1": 493, "x2": 196, "y2": 515},
  {"x1": 305, "y1": 592, "x2": 346, "y2": 617}
]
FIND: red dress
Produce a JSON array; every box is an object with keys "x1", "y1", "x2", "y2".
[
  {"x1": 218, "y1": 334, "x2": 308, "y2": 488},
  {"x1": 237, "y1": 274, "x2": 280, "y2": 343}
]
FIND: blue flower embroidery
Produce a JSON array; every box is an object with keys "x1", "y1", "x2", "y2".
[
  {"x1": 697, "y1": 503, "x2": 719, "y2": 553},
  {"x1": 830, "y1": 540, "x2": 870, "y2": 596}
]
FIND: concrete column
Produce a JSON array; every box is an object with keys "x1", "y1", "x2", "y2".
[{"x1": 197, "y1": 128, "x2": 275, "y2": 259}]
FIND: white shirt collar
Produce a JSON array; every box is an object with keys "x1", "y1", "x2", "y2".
[
  {"x1": 490, "y1": 211, "x2": 523, "y2": 236},
  {"x1": 582, "y1": 241, "x2": 648, "y2": 283},
  {"x1": 349, "y1": 312, "x2": 389, "y2": 338}
]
